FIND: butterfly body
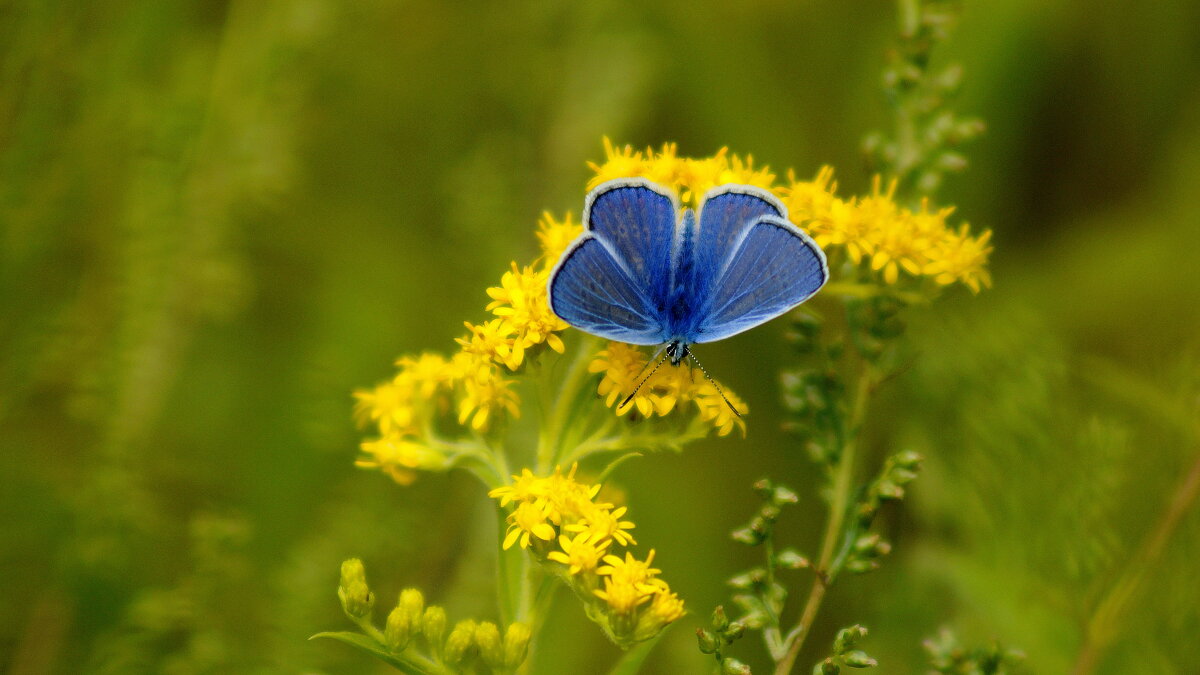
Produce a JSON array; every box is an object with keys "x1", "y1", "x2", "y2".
[{"x1": 548, "y1": 178, "x2": 828, "y2": 363}]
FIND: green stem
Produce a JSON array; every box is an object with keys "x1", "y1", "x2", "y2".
[
  {"x1": 606, "y1": 632, "x2": 666, "y2": 675},
  {"x1": 538, "y1": 334, "x2": 600, "y2": 471},
  {"x1": 773, "y1": 368, "x2": 873, "y2": 675},
  {"x1": 1071, "y1": 448, "x2": 1200, "y2": 674},
  {"x1": 497, "y1": 507, "x2": 524, "y2": 627}
]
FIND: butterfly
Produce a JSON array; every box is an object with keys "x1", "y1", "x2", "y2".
[{"x1": 547, "y1": 178, "x2": 829, "y2": 413}]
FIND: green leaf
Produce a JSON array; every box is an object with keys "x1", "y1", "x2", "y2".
[
  {"x1": 606, "y1": 632, "x2": 664, "y2": 675},
  {"x1": 310, "y1": 631, "x2": 429, "y2": 674}
]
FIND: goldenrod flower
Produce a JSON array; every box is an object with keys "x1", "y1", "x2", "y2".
[
  {"x1": 457, "y1": 319, "x2": 523, "y2": 371},
  {"x1": 486, "y1": 263, "x2": 568, "y2": 359},
  {"x1": 536, "y1": 211, "x2": 583, "y2": 267},
  {"x1": 457, "y1": 361, "x2": 520, "y2": 431},
  {"x1": 487, "y1": 468, "x2": 544, "y2": 507},
  {"x1": 354, "y1": 377, "x2": 422, "y2": 435},
  {"x1": 644, "y1": 587, "x2": 685, "y2": 624},
  {"x1": 597, "y1": 550, "x2": 661, "y2": 592},
  {"x1": 395, "y1": 352, "x2": 456, "y2": 397},
  {"x1": 569, "y1": 503, "x2": 637, "y2": 547},
  {"x1": 589, "y1": 342, "x2": 747, "y2": 434},
  {"x1": 594, "y1": 575, "x2": 652, "y2": 617},
  {"x1": 356, "y1": 437, "x2": 446, "y2": 485},
  {"x1": 547, "y1": 532, "x2": 610, "y2": 575},
  {"x1": 490, "y1": 466, "x2": 683, "y2": 645},
  {"x1": 503, "y1": 501, "x2": 556, "y2": 550},
  {"x1": 693, "y1": 381, "x2": 748, "y2": 437},
  {"x1": 587, "y1": 138, "x2": 774, "y2": 207},
  {"x1": 590, "y1": 144, "x2": 992, "y2": 293},
  {"x1": 783, "y1": 169, "x2": 993, "y2": 292}
]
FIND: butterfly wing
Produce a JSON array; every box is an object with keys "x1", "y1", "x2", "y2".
[
  {"x1": 692, "y1": 215, "x2": 828, "y2": 343},
  {"x1": 548, "y1": 179, "x2": 681, "y2": 344},
  {"x1": 691, "y1": 185, "x2": 787, "y2": 303},
  {"x1": 582, "y1": 178, "x2": 679, "y2": 305}
]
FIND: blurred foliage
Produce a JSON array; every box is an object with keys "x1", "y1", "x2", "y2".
[{"x1": 1, "y1": 1, "x2": 1198, "y2": 674}]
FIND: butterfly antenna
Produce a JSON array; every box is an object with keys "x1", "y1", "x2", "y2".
[
  {"x1": 686, "y1": 349, "x2": 743, "y2": 418},
  {"x1": 619, "y1": 346, "x2": 670, "y2": 411}
]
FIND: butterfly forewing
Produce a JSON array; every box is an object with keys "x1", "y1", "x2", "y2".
[
  {"x1": 549, "y1": 235, "x2": 664, "y2": 345},
  {"x1": 692, "y1": 215, "x2": 828, "y2": 343}
]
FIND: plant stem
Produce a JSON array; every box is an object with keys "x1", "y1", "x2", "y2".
[
  {"x1": 538, "y1": 334, "x2": 599, "y2": 471},
  {"x1": 773, "y1": 368, "x2": 873, "y2": 675},
  {"x1": 1071, "y1": 447, "x2": 1200, "y2": 675}
]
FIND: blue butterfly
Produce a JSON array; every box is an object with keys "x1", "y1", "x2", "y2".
[{"x1": 547, "y1": 178, "x2": 829, "y2": 413}]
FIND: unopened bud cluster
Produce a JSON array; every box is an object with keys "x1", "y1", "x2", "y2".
[
  {"x1": 333, "y1": 560, "x2": 530, "y2": 673},
  {"x1": 697, "y1": 605, "x2": 752, "y2": 674},
  {"x1": 863, "y1": 0, "x2": 984, "y2": 196},
  {"x1": 923, "y1": 627, "x2": 1025, "y2": 674},
  {"x1": 813, "y1": 624, "x2": 878, "y2": 674}
]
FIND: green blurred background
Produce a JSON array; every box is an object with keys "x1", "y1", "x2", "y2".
[{"x1": 3, "y1": 1, "x2": 1198, "y2": 673}]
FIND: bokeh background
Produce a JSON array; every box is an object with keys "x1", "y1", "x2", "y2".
[{"x1": 3, "y1": 1, "x2": 1199, "y2": 673}]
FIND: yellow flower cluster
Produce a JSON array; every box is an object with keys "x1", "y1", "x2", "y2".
[
  {"x1": 590, "y1": 342, "x2": 746, "y2": 437},
  {"x1": 782, "y1": 171, "x2": 993, "y2": 292},
  {"x1": 589, "y1": 140, "x2": 992, "y2": 292},
  {"x1": 588, "y1": 138, "x2": 776, "y2": 207},
  {"x1": 489, "y1": 466, "x2": 685, "y2": 645},
  {"x1": 353, "y1": 216, "x2": 585, "y2": 482}
]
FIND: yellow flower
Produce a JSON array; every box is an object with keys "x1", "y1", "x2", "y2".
[
  {"x1": 547, "y1": 531, "x2": 610, "y2": 575},
  {"x1": 395, "y1": 352, "x2": 456, "y2": 397},
  {"x1": 486, "y1": 263, "x2": 568, "y2": 359},
  {"x1": 353, "y1": 379, "x2": 416, "y2": 435},
  {"x1": 692, "y1": 381, "x2": 748, "y2": 437},
  {"x1": 644, "y1": 587, "x2": 685, "y2": 624},
  {"x1": 457, "y1": 361, "x2": 520, "y2": 431},
  {"x1": 568, "y1": 502, "x2": 637, "y2": 547},
  {"x1": 503, "y1": 501, "x2": 557, "y2": 550},
  {"x1": 597, "y1": 550, "x2": 661, "y2": 592},
  {"x1": 594, "y1": 576, "x2": 652, "y2": 616},
  {"x1": 356, "y1": 437, "x2": 446, "y2": 485},
  {"x1": 489, "y1": 464, "x2": 601, "y2": 527},
  {"x1": 587, "y1": 138, "x2": 774, "y2": 207},
  {"x1": 488, "y1": 468, "x2": 544, "y2": 507},
  {"x1": 782, "y1": 169, "x2": 992, "y2": 291},
  {"x1": 536, "y1": 211, "x2": 583, "y2": 266},
  {"x1": 925, "y1": 223, "x2": 993, "y2": 292},
  {"x1": 589, "y1": 342, "x2": 748, "y2": 434},
  {"x1": 457, "y1": 319, "x2": 523, "y2": 371},
  {"x1": 589, "y1": 342, "x2": 681, "y2": 417}
]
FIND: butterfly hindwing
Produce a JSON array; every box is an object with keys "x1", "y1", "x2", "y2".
[
  {"x1": 583, "y1": 179, "x2": 679, "y2": 306},
  {"x1": 692, "y1": 215, "x2": 828, "y2": 343},
  {"x1": 548, "y1": 234, "x2": 664, "y2": 345}
]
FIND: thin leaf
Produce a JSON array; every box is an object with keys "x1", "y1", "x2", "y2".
[{"x1": 309, "y1": 631, "x2": 428, "y2": 674}]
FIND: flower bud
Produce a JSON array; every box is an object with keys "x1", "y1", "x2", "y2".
[
  {"x1": 398, "y1": 588, "x2": 425, "y2": 629},
  {"x1": 834, "y1": 624, "x2": 868, "y2": 653},
  {"x1": 385, "y1": 606, "x2": 412, "y2": 652},
  {"x1": 711, "y1": 606, "x2": 730, "y2": 631},
  {"x1": 697, "y1": 628, "x2": 720, "y2": 654},
  {"x1": 337, "y1": 559, "x2": 374, "y2": 619},
  {"x1": 722, "y1": 620, "x2": 746, "y2": 643},
  {"x1": 776, "y1": 549, "x2": 810, "y2": 570},
  {"x1": 722, "y1": 658, "x2": 751, "y2": 675},
  {"x1": 474, "y1": 621, "x2": 504, "y2": 669},
  {"x1": 443, "y1": 619, "x2": 477, "y2": 667},
  {"x1": 772, "y1": 485, "x2": 799, "y2": 506},
  {"x1": 843, "y1": 650, "x2": 877, "y2": 668},
  {"x1": 503, "y1": 622, "x2": 532, "y2": 669},
  {"x1": 814, "y1": 657, "x2": 840, "y2": 675},
  {"x1": 421, "y1": 605, "x2": 447, "y2": 657}
]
